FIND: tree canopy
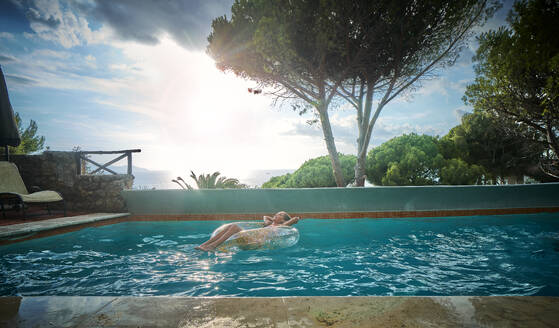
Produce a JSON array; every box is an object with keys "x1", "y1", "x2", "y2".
[
  {"x1": 8, "y1": 112, "x2": 45, "y2": 154},
  {"x1": 440, "y1": 111, "x2": 544, "y2": 183},
  {"x1": 364, "y1": 133, "x2": 484, "y2": 186},
  {"x1": 366, "y1": 134, "x2": 443, "y2": 186},
  {"x1": 262, "y1": 154, "x2": 356, "y2": 188},
  {"x1": 208, "y1": 0, "x2": 499, "y2": 187},
  {"x1": 336, "y1": 0, "x2": 498, "y2": 186},
  {"x1": 262, "y1": 110, "x2": 554, "y2": 188},
  {"x1": 208, "y1": 0, "x2": 349, "y2": 186},
  {"x1": 463, "y1": 0, "x2": 559, "y2": 179},
  {"x1": 262, "y1": 133, "x2": 487, "y2": 187}
]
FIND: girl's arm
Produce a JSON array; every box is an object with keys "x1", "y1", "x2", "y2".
[
  {"x1": 263, "y1": 216, "x2": 273, "y2": 226},
  {"x1": 283, "y1": 217, "x2": 300, "y2": 226}
]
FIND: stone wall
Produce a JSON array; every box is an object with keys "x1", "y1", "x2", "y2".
[
  {"x1": 9, "y1": 151, "x2": 133, "y2": 212},
  {"x1": 122, "y1": 182, "x2": 559, "y2": 215}
]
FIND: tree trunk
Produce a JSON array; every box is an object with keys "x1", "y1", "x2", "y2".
[
  {"x1": 318, "y1": 103, "x2": 345, "y2": 187},
  {"x1": 354, "y1": 151, "x2": 367, "y2": 186},
  {"x1": 353, "y1": 87, "x2": 375, "y2": 187}
]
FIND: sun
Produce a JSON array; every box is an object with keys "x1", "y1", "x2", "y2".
[{"x1": 116, "y1": 37, "x2": 315, "y2": 177}]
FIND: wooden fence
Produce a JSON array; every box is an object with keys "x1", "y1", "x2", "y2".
[{"x1": 75, "y1": 149, "x2": 141, "y2": 175}]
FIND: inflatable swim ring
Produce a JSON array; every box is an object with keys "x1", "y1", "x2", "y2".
[{"x1": 210, "y1": 221, "x2": 299, "y2": 252}]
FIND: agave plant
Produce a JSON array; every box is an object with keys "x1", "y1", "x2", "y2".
[{"x1": 173, "y1": 171, "x2": 247, "y2": 189}]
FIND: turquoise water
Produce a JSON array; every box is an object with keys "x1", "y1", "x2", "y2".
[{"x1": 1, "y1": 214, "x2": 559, "y2": 296}]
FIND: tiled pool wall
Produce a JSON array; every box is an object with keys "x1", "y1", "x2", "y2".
[{"x1": 122, "y1": 183, "x2": 559, "y2": 220}]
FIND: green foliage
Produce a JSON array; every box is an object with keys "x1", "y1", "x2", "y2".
[
  {"x1": 207, "y1": 0, "x2": 353, "y2": 186},
  {"x1": 264, "y1": 110, "x2": 551, "y2": 187},
  {"x1": 440, "y1": 111, "x2": 542, "y2": 182},
  {"x1": 9, "y1": 112, "x2": 45, "y2": 154},
  {"x1": 208, "y1": 0, "x2": 347, "y2": 86},
  {"x1": 439, "y1": 158, "x2": 485, "y2": 185},
  {"x1": 264, "y1": 118, "x2": 547, "y2": 187},
  {"x1": 365, "y1": 132, "x2": 489, "y2": 186},
  {"x1": 463, "y1": 0, "x2": 559, "y2": 178},
  {"x1": 208, "y1": 0, "x2": 498, "y2": 186},
  {"x1": 262, "y1": 154, "x2": 356, "y2": 188},
  {"x1": 366, "y1": 134, "x2": 444, "y2": 186},
  {"x1": 173, "y1": 171, "x2": 247, "y2": 190},
  {"x1": 261, "y1": 173, "x2": 291, "y2": 188}
]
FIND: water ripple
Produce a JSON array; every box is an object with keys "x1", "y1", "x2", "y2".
[{"x1": 1, "y1": 215, "x2": 559, "y2": 296}]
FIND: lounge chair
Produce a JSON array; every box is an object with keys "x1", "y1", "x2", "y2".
[{"x1": 0, "y1": 161, "x2": 65, "y2": 218}]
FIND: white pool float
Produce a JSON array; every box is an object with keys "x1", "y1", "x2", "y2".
[{"x1": 210, "y1": 221, "x2": 299, "y2": 252}]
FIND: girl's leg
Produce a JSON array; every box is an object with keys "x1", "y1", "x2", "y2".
[
  {"x1": 197, "y1": 224, "x2": 232, "y2": 249},
  {"x1": 202, "y1": 224, "x2": 242, "y2": 251}
]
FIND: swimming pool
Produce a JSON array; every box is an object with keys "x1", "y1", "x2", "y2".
[{"x1": 1, "y1": 213, "x2": 558, "y2": 296}]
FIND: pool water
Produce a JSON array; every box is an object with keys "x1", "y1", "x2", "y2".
[{"x1": 1, "y1": 214, "x2": 559, "y2": 296}]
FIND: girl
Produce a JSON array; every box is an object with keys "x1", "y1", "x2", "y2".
[{"x1": 196, "y1": 211, "x2": 300, "y2": 251}]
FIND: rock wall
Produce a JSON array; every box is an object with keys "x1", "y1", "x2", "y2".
[{"x1": 9, "y1": 151, "x2": 133, "y2": 212}]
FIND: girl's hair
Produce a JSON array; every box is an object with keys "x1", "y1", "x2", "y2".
[
  {"x1": 278, "y1": 211, "x2": 291, "y2": 222},
  {"x1": 263, "y1": 212, "x2": 291, "y2": 227}
]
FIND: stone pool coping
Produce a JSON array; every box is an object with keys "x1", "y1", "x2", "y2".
[
  {"x1": 0, "y1": 213, "x2": 129, "y2": 241},
  {"x1": 0, "y1": 296, "x2": 557, "y2": 327}
]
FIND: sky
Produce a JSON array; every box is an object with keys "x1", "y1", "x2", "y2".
[{"x1": 0, "y1": 0, "x2": 513, "y2": 187}]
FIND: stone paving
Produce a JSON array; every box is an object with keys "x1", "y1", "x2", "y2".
[
  {"x1": 0, "y1": 296, "x2": 558, "y2": 327},
  {"x1": 0, "y1": 213, "x2": 129, "y2": 240}
]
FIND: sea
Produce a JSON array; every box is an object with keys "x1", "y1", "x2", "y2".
[{"x1": 112, "y1": 166, "x2": 294, "y2": 189}]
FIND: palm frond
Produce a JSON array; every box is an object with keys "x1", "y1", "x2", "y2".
[
  {"x1": 176, "y1": 170, "x2": 246, "y2": 189},
  {"x1": 177, "y1": 176, "x2": 194, "y2": 190},
  {"x1": 172, "y1": 179, "x2": 186, "y2": 190}
]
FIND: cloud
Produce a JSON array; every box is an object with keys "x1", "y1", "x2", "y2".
[
  {"x1": 0, "y1": 32, "x2": 15, "y2": 39},
  {"x1": 411, "y1": 76, "x2": 473, "y2": 101},
  {"x1": 0, "y1": 47, "x2": 130, "y2": 94},
  {"x1": 416, "y1": 78, "x2": 450, "y2": 97},
  {"x1": 74, "y1": 37, "x2": 334, "y2": 173},
  {"x1": 369, "y1": 118, "x2": 447, "y2": 146},
  {"x1": 283, "y1": 108, "x2": 454, "y2": 153},
  {"x1": 88, "y1": 0, "x2": 233, "y2": 49},
  {"x1": 26, "y1": 5, "x2": 61, "y2": 28},
  {"x1": 0, "y1": 54, "x2": 17, "y2": 63},
  {"x1": 6, "y1": 73, "x2": 37, "y2": 85},
  {"x1": 454, "y1": 45, "x2": 476, "y2": 68},
  {"x1": 285, "y1": 120, "x2": 322, "y2": 138},
  {"x1": 283, "y1": 111, "x2": 358, "y2": 151},
  {"x1": 14, "y1": 0, "x2": 110, "y2": 48},
  {"x1": 84, "y1": 54, "x2": 96, "y2": 68},
  {"x1": 11, "y1": 0, "x2": 231, "y2": 49},
  {"x1": 31, "y1": 48, "x2": 71, "y2": 59},
  {"x1": 448, "y1": 78, "x2": 471, "y2": 95},
  {"x1": 452, "y1": 106, "x2": 471, "y2": 121}
]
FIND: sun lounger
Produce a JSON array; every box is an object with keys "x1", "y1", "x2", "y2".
[{"x1": 0, "y1": 161, "x2": 65, "y2": 218}]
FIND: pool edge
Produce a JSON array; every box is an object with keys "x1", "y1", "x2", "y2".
[
  {"x1": 0, "y1": 213, "x2": 130, "y2": 245},
  {"x1": 1, "y1": 295, "x2": 557, "y2": 327},
  {"x1": 127, "y1": 206, "x2": 559, "y2": 221}
]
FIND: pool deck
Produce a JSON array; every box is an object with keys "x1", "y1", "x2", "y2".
[
  {"x1": 0, "y1": 213, "x2": 129, "y2": 241},
  {"x1": 0, "y1": 296, "x2": 557, "y2": 327}
]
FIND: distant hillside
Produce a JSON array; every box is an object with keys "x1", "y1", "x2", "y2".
[
  {"x1": 110, "y1": 166, "x2": 295, "y2": 189},
  {"x1": 239, "y1": 169, "x2": 295, "y2": 187}
]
